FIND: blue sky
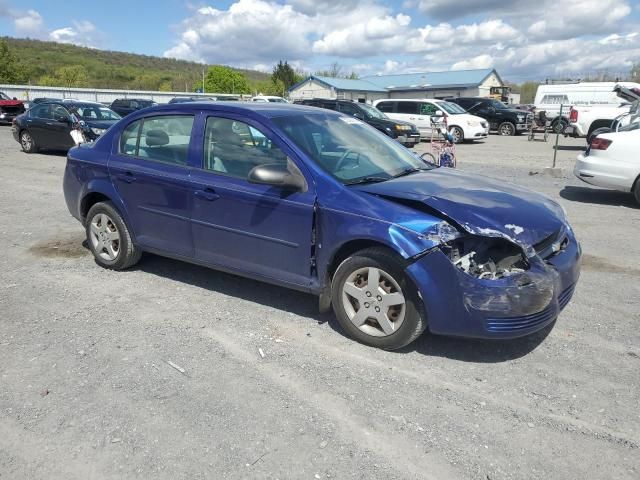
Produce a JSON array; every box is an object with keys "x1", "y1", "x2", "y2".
[{"x1": 1, "y1": 0, "x2": 639, "y2": 82}]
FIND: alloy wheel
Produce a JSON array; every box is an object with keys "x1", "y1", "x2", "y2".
[
  {"x1": 89, "y1": 213, "x2": 121, "y2": 261},
  {"x1": 341, "y1": 267, "x2": 406, "y2": 337},
  {"x1": 499, "y1": 123, "x2": 514, "y2": 136},
  {"x1": 21, "y1": 132, "x2": 32, "y2": 151}
]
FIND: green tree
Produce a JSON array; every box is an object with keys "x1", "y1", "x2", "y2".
[
  {"x1": 272, "y1": 60, "x2": 297, "y2": 90},
  {"x1": 253, "y1": 78, "x2": 286, "y2": 96},
  {"x1": 55, "y1": 65, "x2": 89, "y2": 87},
  {"x1": 204, "y1": 65, "x2": 250, "y2": 94},
  {"x1": 0, "y1": 39, "x2": 27, "y2": 84},
  {"x1": 518, "y1": 81, "x2": 539, "y2": 104}
]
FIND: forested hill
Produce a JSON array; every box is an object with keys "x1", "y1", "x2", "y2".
[{"x1": 1, "y1": 37, "x2": 270, "y2": 91}]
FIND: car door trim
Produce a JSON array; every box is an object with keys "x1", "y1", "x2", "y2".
[{"x1": 191, "y1": 217, "x2": 299, "y2": 248}]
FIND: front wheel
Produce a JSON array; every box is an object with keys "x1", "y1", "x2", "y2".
[
  {"x1": 86, "y1": 201, "x2": 141, "y2": 270},
  {"x1": 20, "y1": 130, "x2": 37, "y2": 153},
  {"x1": 449, "y1": 126, "x2": 464, "y2": 143},
  {"x1": 633, "y1": 177, "x2": 640, "y2": 205},
  {"x1": 331, "y1": 248, "x2": 427, "y2": 350},
  {"x1": 498, "y1": 122, "x2": 515, "y2": 136}
]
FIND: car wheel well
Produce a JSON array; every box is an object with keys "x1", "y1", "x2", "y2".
[
  {"x1": 328, "y1": 240, "x2": 399, "y2": 279},
  {"x1": 81, "y1": 192, "x2": 111, "y2": 222}
]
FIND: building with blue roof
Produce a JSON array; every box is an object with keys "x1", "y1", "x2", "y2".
[{"x1": 289, "y1": 68, "x2": 509, "y2": 104}]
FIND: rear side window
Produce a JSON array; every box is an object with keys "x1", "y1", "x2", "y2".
[
  {"x1": 419, "y1": 103, "x2": 438, "y2": 115},
  {"x1": 541, "y1": 94, "x2": 569, "y2": 105},
  {"x1": 30, "y1": 104, "x2": 53, "y2": 119},
  {"x1": 119, "y1": 115, "x2": 194, "y2": 166},
  {"x1": 396, "y1": 102, "x2": 418, "y2": 114},
  {"x1": 376, "y1": 101, "x2": 395, "y2": 113}
]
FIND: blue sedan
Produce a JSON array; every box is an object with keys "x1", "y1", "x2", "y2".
[{"x1": 63, "y1": 102, "x2": 581, "y2": 350}]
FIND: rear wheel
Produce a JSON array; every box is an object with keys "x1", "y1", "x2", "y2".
[
  {"x1": 498, "y1": 122, "x2": 515, "y2": 136},
  {"x1": 20, "y1": 130, "x2": 37, "y2": 153},
  {"x1": 551, "y1": 119, "x2": 568, "y2": 134},
  {"x1": 86, "y1": 202, "x2": 141, "y2": 270},
  {"x1": 331, "y1": 247, "x2": 427, "y2": 350}
]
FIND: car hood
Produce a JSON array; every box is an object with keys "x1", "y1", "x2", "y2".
[
  {"x1": 377, "y1": 117, "x2": 417, "y2": 129},
  {"x1": 0, "y1": 99, "x2": 24, "y2": 107},
  {"x1": 352, "y1": 168, "x2": 565, "y2": 248},
  {"x1": 450, "y1": 113, "x2": 486, "y2": 124}
]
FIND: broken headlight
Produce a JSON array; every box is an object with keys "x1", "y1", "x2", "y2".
[{"x1": 440, "y1": 235, "x2": 529, "y2": 280}]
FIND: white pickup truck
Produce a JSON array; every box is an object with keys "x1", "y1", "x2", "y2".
[{"x1": 568, "y1": 84, "x2": 640, "y2": 142}]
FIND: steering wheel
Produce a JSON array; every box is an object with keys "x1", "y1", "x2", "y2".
[{"x1": 334, "y1": 149, "x2": 356, "y2": 172}]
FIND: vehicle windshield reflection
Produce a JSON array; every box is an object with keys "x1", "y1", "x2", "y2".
[{"x1": 273, "y1": 113, "x2": 432, "y2": 184}]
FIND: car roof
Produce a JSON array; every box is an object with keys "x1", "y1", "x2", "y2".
[
  {"x1": 40, "y1": 100, "x2": 109, "y2": 108},
  {"x1": 149, "y1": 102, "x2": 336, "y2": 119}
]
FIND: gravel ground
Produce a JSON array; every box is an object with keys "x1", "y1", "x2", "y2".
[{"x1": 1, "y1": 126, "x2": 639, "y2": 480}]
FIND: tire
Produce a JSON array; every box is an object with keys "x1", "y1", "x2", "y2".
[
  {"x1": 498, "y1": 122, "x2": 515, "y2": 136},
  {"x1": 85, "y1": 201, "x2": 141, "y2": 270},
  {"x1": 633, "y1": 177, "x2": 640, "y2": 206},
  {"x1": 551, "y1": 119, "x2": 567, "y2": 134},
  {"x1": 331, "y1": 247, "x2": 427, "y2": 350},
  {"x1": 449, "y1": 126, "x2": 464, "y2": 143},
  {"x1": 20, "y1": 130, "x2": 37, "y2": 153}
]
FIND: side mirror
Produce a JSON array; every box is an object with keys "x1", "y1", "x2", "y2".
[
  {"x1": 433, "y1": 110, "x2": 444, "y2": 117},
  {"x1": 248, "y1": 161, "x2": 307, "y2": 192},
  {"x1": 488, "y1": 106, "x2": 496, "y2": 113},
  {"x1": 56, "y1": 115, "x2": 69, "y2": 123},
  {"x1": 13, "y1": 97, "x2": 17, "y2": 100},
  {"x1": 353, "y1": 112, "x2": 364, "y2": 120}
]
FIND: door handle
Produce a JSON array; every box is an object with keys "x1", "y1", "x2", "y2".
[
  {"x1": 194, "y1": 188, "x2": 220, "y2": 201},
  {"x1": 115, "y1": 172, "x2": 136, "y2": 183}
]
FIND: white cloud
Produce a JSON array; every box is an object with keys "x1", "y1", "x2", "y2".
[
  {"x1": 452, "y1": 54, "x2": 494, "y2": 70},
  {"x1": 13, "y1": 9, "x2": 43, "y2": 36},
  {"x1": 49, "y1": 20, "x2": 100, "y2": 47},
  {"x1": 161, "y1": 0, "x2": 639, "y2": 81}
]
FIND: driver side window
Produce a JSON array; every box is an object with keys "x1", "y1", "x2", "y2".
[
  {"x1": 419, "y1": 103, "x2": 438, "y2": 115},
  {"x1": 203, "y1": 117, "x2": 287, "y2": 179}
]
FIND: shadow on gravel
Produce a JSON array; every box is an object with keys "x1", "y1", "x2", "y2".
[
  {"x1": 403, "y1": 323, "x2": 554, "y2": 363},
  {"x1": 139, "y1": 253, "x2": 554, "y2": 362},
  {"x1": 139, "y1": 254, "x2": 332, "y2": 323},
  {"x1": 553, "y1": 145, "x2": 586, "y2": 151},
  {"x1": 560, "y1": 185, "x2": 638, "y2": 208}
]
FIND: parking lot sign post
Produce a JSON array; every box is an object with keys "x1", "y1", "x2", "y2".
[{"x1": 552, "y1": 104, "x2": 564, "y2": 168}]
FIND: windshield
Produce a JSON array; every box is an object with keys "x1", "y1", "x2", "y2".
[
  {"x1": 273, "y1": 113, "x2": 432, "y2": 184},
  {"x1": 358, "y1": 103, "x2": 388, "y2": 120},
  {"x1": 267, "y1": 98, "x2": 287, "y2": 103},
  {"x1": 437, "y1": 101, "x2": 467, "y2": 115},
  {"x1": 486, "y1": 99, "x2": 508, "y2": 110},
  {"x1": 0, "y1": 92, "x2": 10, "y2": 100},
  {"x1": 73, "y1": 105, "x2": 121, "y2": 121}
]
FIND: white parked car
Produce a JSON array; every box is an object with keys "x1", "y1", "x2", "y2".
[
  {"x1": 373, "y1": 98, "x2": 488, "y2": 143},
  {"x1": 574, "y1": 127, "x2": 640, "y2": 204},
  {"x1": 251, "y1": 95, "x2": 289, "y2": 103}
]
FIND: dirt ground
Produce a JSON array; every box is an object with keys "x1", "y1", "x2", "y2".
[{"x1": 0, "y1": 126, "x2": 638, "y2": 480}]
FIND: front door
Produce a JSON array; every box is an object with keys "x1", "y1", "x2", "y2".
[
  {"x1": 108, "y1": 114, "x2": 196, "y2": 257},
  {"x1": 190, "y1": 115, "x2": 316, "y2": 288}
]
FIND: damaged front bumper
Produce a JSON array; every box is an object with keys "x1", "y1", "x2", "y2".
[{"x1": 406, "y1": 227, "x2": 581, "y2": 339}]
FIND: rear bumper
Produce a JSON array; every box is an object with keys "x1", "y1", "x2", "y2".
[
  {"x1": 406, "y1": 228, "x2": 581, "y2": 339},
  {"x1": 574, "y1": 153, "x2": 636, "y2": 191}
]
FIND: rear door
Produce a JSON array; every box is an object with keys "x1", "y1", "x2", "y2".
[
  {"x1": 26, "y1": 104, "x2": 59, "y2": 148},
  {"x1": 396, "y1": 101, "x2": 431, "y2": 135},
  {"x1": 108, "y1": 114, "x2": 196, "y2": 257}
]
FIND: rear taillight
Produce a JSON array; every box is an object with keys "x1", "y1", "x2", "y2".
[
  {"x1": 569, "y1": 108, "x2": 578, "y2": 122},
  {"x1": 591, "y1": 137, "x2": 612, "y2": 150}
]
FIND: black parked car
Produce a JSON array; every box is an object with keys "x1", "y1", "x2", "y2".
[
  {"x1": 447, "y1": 97, "x2": 532, "y2": 136},
  {"x1": 110, "y1": 98, "x2": 157, "y2": 117},
  {"x1": 295, "y1": 99, "x2": 421, "y2": 147},
  {"x1": 12, "y1": 101, "x2": 121, "y2": 153}
]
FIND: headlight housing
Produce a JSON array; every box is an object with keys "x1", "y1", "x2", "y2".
[
  {"x1": 517, "y1": 115, "x2": 525, "y2": 123},
  {"x1": 395, "y1": 124, "x2": 412, "y2": 131},
  {"x1": 91, "y1": 127, "x2": 106, "y2": 136}
]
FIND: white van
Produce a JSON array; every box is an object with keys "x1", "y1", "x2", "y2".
[
  {"x1": 534, "y1": 82, "x2": 640, "y2": 130},
  {"x1": 373, "y1": 98, "x2": 488, "y2": 143}
]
